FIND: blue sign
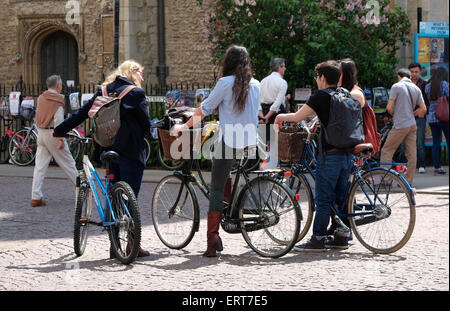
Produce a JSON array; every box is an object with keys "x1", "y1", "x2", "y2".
[{"x1": 420, "y1": 22, "x2": 449, "y2": 36}]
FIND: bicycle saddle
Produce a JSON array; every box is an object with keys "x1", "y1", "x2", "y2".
[
  {"x1": 350, "y1": 143, "x2": 373, "y2": 157},
  {"x1": 100, "y1": 151, "x2": 119, "y2": 163}
]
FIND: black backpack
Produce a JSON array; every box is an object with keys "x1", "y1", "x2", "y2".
[{"x1": 321, "y1": 87, "x2": 364, "y2": 150}]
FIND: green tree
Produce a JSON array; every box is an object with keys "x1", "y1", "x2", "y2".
[{"x1": 198, "y1": 0, "x2": 410, "y2": 89}]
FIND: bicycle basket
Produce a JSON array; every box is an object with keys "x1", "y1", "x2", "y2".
[
  {"x1": 158, "y1": 128, "x2": 203, "y2": 161},
  {"x1": 278, "y1": 124, "x2": 308, "y2": 163}
]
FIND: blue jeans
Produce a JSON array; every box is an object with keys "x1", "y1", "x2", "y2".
[
  {"x1": 108, "y1": 156, "x2": 145, "y2": 198},
  {"x1": 312, "y1": 151, "x2": 354, "y2": 238},
  {"x1": 415, "y1": 117, "x2": 427, "y2": 168},
  {"x1": 429, "y1": 122, "x2": 450, "y2": 169}
]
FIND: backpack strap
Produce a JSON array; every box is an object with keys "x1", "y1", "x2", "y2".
[
  {"x1": 118, "y1": 85, "x2": 136, "y2": 99},
  {"x1": 101, "y1": 85, "x2": 108, "y2": 97}
]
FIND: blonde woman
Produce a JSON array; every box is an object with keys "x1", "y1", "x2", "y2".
[{"x1": 54, "y1": 60, "x2": 151, "y2": 258}]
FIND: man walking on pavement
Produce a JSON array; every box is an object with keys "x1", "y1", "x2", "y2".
[
  {"x1": 409, "y1": 62, "x2": 429, "y2": 174},
  {"x1": 259, "y1": 58, "x2": 288, "y2": 168},
  {"x1": 30, "y1": 75, "x2": 77, "y2": 207},
  {"x1": 380, "y1": 68, "x2": 427, "y2": 186}
]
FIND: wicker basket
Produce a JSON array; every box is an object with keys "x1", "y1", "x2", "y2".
[
  {"x1": 277, "y1": 124, "x2": 310, "y2": 163},
  {"x1": 158, "y1": 128, "x2": 203, "y2": 161}
]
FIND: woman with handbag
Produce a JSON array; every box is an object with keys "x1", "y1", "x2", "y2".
[{"x1": 425, "y1": 67, "x2": 449, "y2": 175}]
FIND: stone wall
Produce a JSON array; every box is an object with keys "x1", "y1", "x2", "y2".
[
  {"x1": 165, "y1": 0, "x2": 215, "y2": 84},
  {"x1": 0, "y1": 0, "x2": 114, "y2": 85}
]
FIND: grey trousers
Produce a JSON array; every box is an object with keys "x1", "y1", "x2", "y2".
[{"x1": 208, "y1": 142, "x2": 243, "y2": 212}]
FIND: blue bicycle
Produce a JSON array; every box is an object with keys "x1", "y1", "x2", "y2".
[
  {"x1": 281, "y1": 121, "x2": 416, "y2": 254},
  {"x1": 70, "y1": 135, "x2": 142, "y2": 264}
]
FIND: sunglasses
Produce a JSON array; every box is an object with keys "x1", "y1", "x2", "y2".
[{"x1": 136, "y1": 69, "x2": 144, "y2": 82}]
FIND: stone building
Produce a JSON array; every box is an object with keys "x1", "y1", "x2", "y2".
[
  {"x1": 0, "y1": 0, "x2": 447, "y2": 88},
  {"x1": 0, "y1": 0, "x2": 215, "y2": 87},
  {"x1": 395, "y1": 0, "x2": 449, "y2": 67}
]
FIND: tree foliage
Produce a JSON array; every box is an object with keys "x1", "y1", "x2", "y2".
[{"x1": 197, "y1": 0, "x2": 411, "y2": 89}]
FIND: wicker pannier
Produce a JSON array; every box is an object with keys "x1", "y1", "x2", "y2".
[
  {"x1": 277, "y1": 124, "x2": 308, "y2": 163},
  {"x1": 158, "y1": 128, "x2": 203, "y2": 161}
]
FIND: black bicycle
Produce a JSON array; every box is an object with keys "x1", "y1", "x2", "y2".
[{"x1": 151, "y1": 130, "x2": 302, "y2": 258}]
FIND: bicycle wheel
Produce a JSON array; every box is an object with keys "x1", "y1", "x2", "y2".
[
  {"x1": 157, "y1": 148, "x2": 185, "y2": 170},
  {"x1": 66, "y1": 129, "x2": 81, "y2": 162},
  {"x1": 287, "y1": 173, "x2": 314, "y2": 242},
  {"x1": 73, "y1": 185, "x2": 92, "y2": 257},
  {"x1": 108, "y1": 181, "x2": 142, "y2": 264},
  {"x1": 238, "y1": 176, "x2": 301, "y2": 258},
  {"x1": 152, "y1": 174, "x2": 198, "y2": 249},
  {"x1": 9, "y1": 129, "x2": 37, "y2": 166},
  {"x1": 347, "y1": 168, "x2": 415, "y2": 254}
]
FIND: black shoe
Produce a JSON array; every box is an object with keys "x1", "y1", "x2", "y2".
[
  {"x1": 325, "y1": 236, "x2": 349, "y2": 250},
  {"x1": 294, "y1": 236, "x2": 328, "y2": 252}
]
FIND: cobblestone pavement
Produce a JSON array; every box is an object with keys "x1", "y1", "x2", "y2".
[{"x1": 0, "y1": 176, "x2": 448, "y2": 291}]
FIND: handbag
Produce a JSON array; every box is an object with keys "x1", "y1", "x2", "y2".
[{"x1": 435, "y1": 84, "x2": 449, "y2": 122}]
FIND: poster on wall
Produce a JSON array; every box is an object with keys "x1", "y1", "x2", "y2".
[
  {"x1": 414, "y1": 22, "x2": 449, "y2": 81},
  {"x1": 417, "y1": 37, "x2": 448, "y2": 63}
]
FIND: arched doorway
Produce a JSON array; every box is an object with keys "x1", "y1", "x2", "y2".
[{"x1": 40, "y1": 31, "x2": 79, "y2": 86}]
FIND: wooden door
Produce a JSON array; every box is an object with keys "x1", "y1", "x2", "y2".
[{"x1": 40, "y1": 31, "x2": 79, "y2": 86}]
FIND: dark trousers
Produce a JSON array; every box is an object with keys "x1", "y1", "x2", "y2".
[
  {"x1": 261, "y1": 103, "x2": 286, "y2": 143},
  {"x1": 109, "y1": 156, "x2": 145, "y2": 198}
]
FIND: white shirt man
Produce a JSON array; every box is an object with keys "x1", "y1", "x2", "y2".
[
  {"x1": 260, "y1": 59, "x2": 288, "y2": 123},
  {"x1": 259, "y1": 58, "x2": 288, "y2": 169}
]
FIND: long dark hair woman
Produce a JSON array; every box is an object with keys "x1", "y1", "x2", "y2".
[
  {"x1": 172, "y1": 45, "x2": 261, "y2": 257},
  {"x1": 425, "y1": 66, "x2": 449, "y2": 175}
]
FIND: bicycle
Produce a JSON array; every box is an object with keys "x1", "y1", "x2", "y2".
[
  {"x1": 69, "y1": 134, "x2": 142, "y2": 264},
  {"x1": 8, "y1": 122, "x2": 38, "y2": 166},
  {"x1": 282, "y1": 121, "x2": 416, "y2": 254},
  {"x1": 6, "y1": 119, "x2": 82, "y2": 166},
  {"x1": 151, "y1": 125, "x2": 302, "y2": 258}
]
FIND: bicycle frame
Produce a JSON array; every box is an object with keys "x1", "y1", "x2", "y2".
[
  {"x1": 12, "y1": 124, "x2": 37, "y2": 152},
  {"x1": 76, "y1": 138, "x2": 132, "y2": 227},
  {"x1": 286, "y1": 122, "x2": 415, "y2": 228}
]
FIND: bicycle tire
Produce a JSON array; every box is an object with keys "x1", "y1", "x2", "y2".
[
  {"x1": 108, "y1": 181, "x2": 142, "y2": 265},
  {"x1": 347, "y1": 168, "x2": 415, "y2": 254},
  {"x1": 66, "y1": 129, "x2": 81, "y2": 162},
  {"x1": 73, "y1": 185, "x2": 92, "y2": 257},
  {"x1": 288, "y1": 173, "x2": 314, "y2": 242},
  {"x1": 238, "y1": 176, "x2": 301, "y2": 258},
  {"x1": 157, "y1": 148, "x2": 185, "y2": 170},
  {"x1": 8, "y1": 129, "x2": 37, "y2": 166},
  {"x1": 152, "y1": 174, "x2": 198, "y2": 249}
]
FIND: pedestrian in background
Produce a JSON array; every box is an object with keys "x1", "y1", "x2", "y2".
[
  {"x1": 380, "y1": 68, "x2": 427, "y2": 186},
  {"x1": 259, "y1": 58, "x2": 288, "y2": 169},
  {"x1": 425, "y1": 66, "x2": 449, "y2": 175},
  {"x1": 31, "y1": 75, "x2": 77, "y2": 207},
  {"x1": 409, "y1": 62, "x2": 429, "y2": 174}
]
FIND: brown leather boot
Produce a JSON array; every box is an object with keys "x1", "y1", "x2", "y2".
[{"x1": 202, "y1": 211, "x2": 223, "y2": 257}]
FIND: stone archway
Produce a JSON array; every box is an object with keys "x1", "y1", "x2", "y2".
[{"x1": 18, "y1": 16, "x2": 85, "y2": 85}]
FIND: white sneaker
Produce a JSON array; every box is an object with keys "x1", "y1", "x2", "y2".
[{"x1": 419, "y1": 167, "x2": 426, "y2": 174}]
